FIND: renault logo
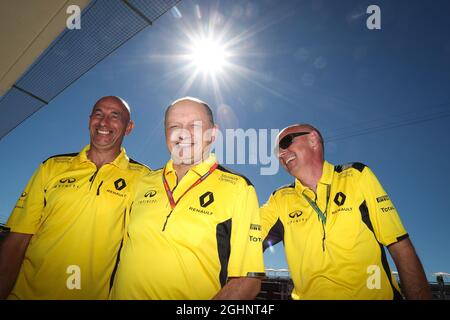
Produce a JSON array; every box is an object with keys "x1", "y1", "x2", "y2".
[
  {"x1": 114, "y1": 178, "x2": 126, "y2": 191},
  {"x1": 199, "y1": 191, "x2": 214, "y2": 208},
  {"x1": 334, "y1": 192, "x2": 346, "y2": 206}
]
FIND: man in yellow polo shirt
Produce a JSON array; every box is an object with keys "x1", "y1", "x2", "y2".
[
  {"x1": 0, "y1": 96, "x2": 150, "y2": 299},
  {"x1": 261, "y1": 123, "x2": 431, "y2": 300},
  {"x1": 110, "y1": 97, "x2": 265, "y2": 300}
]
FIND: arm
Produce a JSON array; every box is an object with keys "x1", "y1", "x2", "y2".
[
  {"x1": 388, "y1": 237, "x2": 432, "y2": 300},
  {"x1": 213, "y1": 277, "x2": 261, "y2": 300},
  {"x1": 220, "y1": 183, "x2": 264, "y2": 300},
  {"x1": 261, "y1": 192, "x2": 283, "y2": 251},
  {"x1": 0, "y1": 232, "x2": 32, "y2": 299}
]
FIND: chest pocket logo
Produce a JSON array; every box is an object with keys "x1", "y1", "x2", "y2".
[
  {"x1": 144, "y1": 190, "x2": 157, "y2": 197},
  {"x1": 114, "y1": 178, "x2": 126, "y2": 191},
  {"x1": 199, "y1": 191, "x2": 214, "y2": 208},
  {"x1": 289, "y1": 210, "x2": 303, "y2": 218},
  {"x1": 333, "y1": 192, "x2": 346, "y2": 206}
]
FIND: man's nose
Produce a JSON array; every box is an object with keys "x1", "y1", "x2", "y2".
[
  {"x1": 99, "y1": 116, "x2": 108, "y2": 126},
  {"x1": 172, "y1": 128, "x2": 191, "y2": 141}
]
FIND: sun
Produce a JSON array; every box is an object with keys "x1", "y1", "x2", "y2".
[{"x1": 188, "y1": 38, "x2": 228, "y2": 75}]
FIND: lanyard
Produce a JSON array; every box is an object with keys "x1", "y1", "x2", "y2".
[
  {"x1": 302, "y1": 185, "x2": 330, "y2": 225},
  {"x1": 162, "y1": 162, "x2": 218, "y2": 210}
]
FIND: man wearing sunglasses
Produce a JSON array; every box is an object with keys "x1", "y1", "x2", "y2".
[{"x1": 261, "y1": 123, "x2": 431, "y2": 300}]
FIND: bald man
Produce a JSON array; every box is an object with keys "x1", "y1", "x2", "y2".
[
  {"x1": 110, "y1": 97, "x2": 264, "y2": 300},
  {"x1": 261, "y1": 124, "x2": 431, "y2": 300},
  {"x1": 0, "y1": 96, "x2": 150, "y2": 299}
]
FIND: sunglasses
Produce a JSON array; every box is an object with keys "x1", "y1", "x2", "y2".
[{"x1": 278, "y1": 132, "x2": 310, "y2": 150}]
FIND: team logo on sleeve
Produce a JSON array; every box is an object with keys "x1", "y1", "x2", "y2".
[{"x1": 376, "y1": 195, "x2": 390, "y2": 203}]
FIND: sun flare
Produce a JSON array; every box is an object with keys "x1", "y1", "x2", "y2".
[{"x1": 188, "y1": 38, "x2": 228, "y2": 75}]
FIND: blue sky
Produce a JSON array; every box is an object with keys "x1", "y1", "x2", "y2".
[{"x1": 1, "y1": 0, "x2": 449, "y2": 281}]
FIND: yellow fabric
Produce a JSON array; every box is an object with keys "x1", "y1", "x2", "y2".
[
  {"x1": 261, "y1": 161, "x2": 407, "y2": 300},
  {"x1": 110, "y1": 154, "x2": 265, "y2": 300},
  {"x1": 6, "y1": 145, "x2": 150, "y2": 299}
]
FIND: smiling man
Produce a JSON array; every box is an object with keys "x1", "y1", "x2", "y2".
[
  {"x1": 261, "y1": 123, "x2": 431, "y2": 300},
  {"x1": 0, "y1": 96, "x2": 150, "y2": 299},
  {"x1": 110, "y1": 97, "x2": 265, "y2": 300}
]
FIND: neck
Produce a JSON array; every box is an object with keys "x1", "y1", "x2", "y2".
[
  {"x1": 172, "y1": 151, "x2": 211, "y2": 181},
  {"x1": 87, "y1": 146, "x2": 120, "y2": 169},
  {"x1": 294, "y1": 160, "x2": 324, "y2": 193},
  {"x1": 173, "y1": 164, "x2": 192, "y2": 181}
]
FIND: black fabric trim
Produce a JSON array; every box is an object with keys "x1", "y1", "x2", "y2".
[
  {"x1": 334, "y1": 162, "x2": 366, "y2": 173},
  {"x1": 216, "y1": 165, "x2": 253, "y2": 186},
  {"x1": 352, "y1": 162, "x2": 366, "y2": 172},
  {"x1": 42, "y1": 152, "x2": 79, "y2": 164},
  {"x1": 129, "y1": 158, "x2": 151, "y2": 170},
  {"x1": 396, "y1": 233, "x2": 409, "y2": 242},
  {"x1": 110, "y1": 207, "x2": 127, "y2": 289},
  {"x1": 216, "y1": 219, "x2": 232, "y2": 287},
  {"x1": 263, "y1": 218, "x2": 284, "y2": 251},
  {"x1": 271, "y1": 183, "x2": 295, "y2": 196},
  {"x1": 109, "y1": 238, "x2": 123, "y2": 290},
  {"x1": 359, "y1": 201, "x2": 403, "y2": 300}
]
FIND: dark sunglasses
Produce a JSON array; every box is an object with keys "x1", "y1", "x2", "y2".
[{"x1": 278, "y1": 132, "x2": 310, "y2": 150}]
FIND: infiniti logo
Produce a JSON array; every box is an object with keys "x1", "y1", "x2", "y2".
[
  {"x1": 289, "y1": 210, "x2": 303, "y2": 218},
  {"x1": 144, "y1": 190, "x2": 157, "y2": 198}
]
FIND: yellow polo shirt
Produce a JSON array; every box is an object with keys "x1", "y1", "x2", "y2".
[
  {"x1": 6, "y1": 145, "x2": 150, "y2": 299},
  {"x1": 261, "y1": 161, "x2": 407, "y2": 300},
  {"x1": 110, "y1": 154, "x2": 265, "y2": 300}
]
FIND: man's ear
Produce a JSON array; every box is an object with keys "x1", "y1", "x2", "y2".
[
  {"x1": 210, "y1": 124, "x2": 219, "y2": 143},
  {"x1": 125, "y1": 120, "x2": 135, "y2": 136},
  {"x1": 309, "y1": 131, "x2": 321, "y2": 149}
]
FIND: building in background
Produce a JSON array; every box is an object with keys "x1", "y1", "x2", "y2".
[{"x1": 256, "y1": 268, "x2": 450, "y2": 300}]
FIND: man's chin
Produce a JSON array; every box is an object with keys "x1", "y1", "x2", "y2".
[
  {"x1": 172, "y1": 156, "x2": 206, "y2": 166},
  {"x1": 172, "y1": 157, "x2": 193, "y2": 165}
]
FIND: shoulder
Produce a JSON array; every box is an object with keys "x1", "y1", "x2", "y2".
[
  {"x1": 42, "y1": 152, "x2": 78, "y2": 165},
  {"x1": 271, "y1": 182, "x2": 295, "y2": 196},
  {"x1": 215, "y1": 165, "x2": 253, "y2": 187},
  {"x1": 128, "y1": 158, "x2": 152, "y2": 174},
  {"x1": 141, "y1": 167, "x2": 163, "y2": 180},
  {"x1": 334, "y1": 162, "x2": 367, "y2": 173}
]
